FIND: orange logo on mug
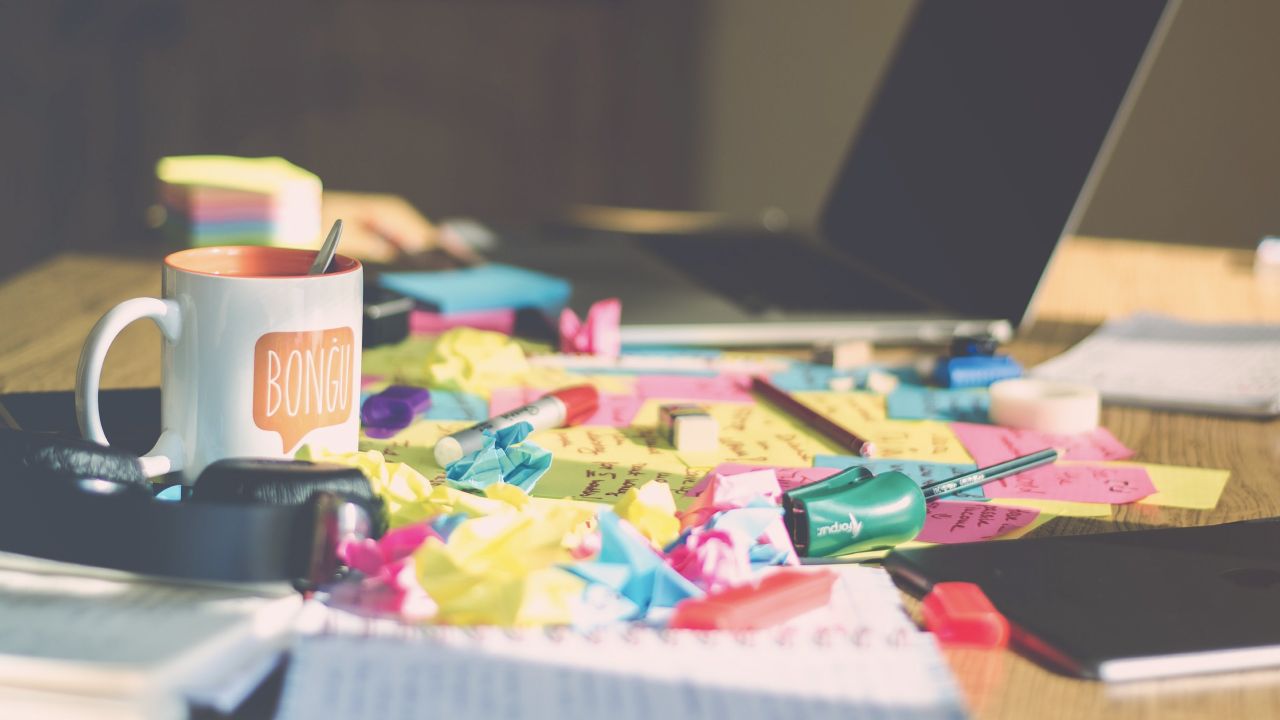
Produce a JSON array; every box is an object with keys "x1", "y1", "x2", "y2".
[{"x1": 253, "y1": 327, "x2": 356, "y2": 453}]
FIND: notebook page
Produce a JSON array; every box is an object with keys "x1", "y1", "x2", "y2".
[
  {"x1": 1032, "y1": 314, "x2": 1280, "y2": 416},
  {"x1": 278, "y1": 567, "x2": 967, "y2": 720}
]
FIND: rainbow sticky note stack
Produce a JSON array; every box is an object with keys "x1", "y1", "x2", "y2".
[{"x1": 155, "y1": 155, "x2": 322, "y2": 248}]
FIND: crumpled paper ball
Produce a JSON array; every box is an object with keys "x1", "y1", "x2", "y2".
[
  {"x1": 444, "y1": 422, "x2": 552, "y2": 493},
  {"x1": 665, "y1": 527, "x2": 754, "y2": 594},
  {"x1": 415, "y1": 500, "x2": 598, "y2": 625},
  {"x1": 423, "y1": 327, "x2": 529, "y2": 397},
  {"x1": 612, "y1": 479, "x2": 680, "y2": 549}
]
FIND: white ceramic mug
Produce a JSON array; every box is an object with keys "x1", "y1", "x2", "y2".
[{"x1": 75, "y1": 246, "x2": 363, "y2": 480}]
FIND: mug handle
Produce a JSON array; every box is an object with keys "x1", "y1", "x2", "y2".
[{"x1": 75, "y1": 298, "x2": 185, "y2": 477}]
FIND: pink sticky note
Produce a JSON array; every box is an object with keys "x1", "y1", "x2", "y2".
[
  {"x1": 361, "y1": 374, "x2": 385, "y2": 389},
  {"x1": 489, "y1": 387, "x2": 542, "y2": 416},
  {"x1": 949, "y1": 422, "x2": 1134, "y2": 465},
  {"x1": 586, "y1": 395, "x2": 645, "y2": 427},
  {"x1": 636, "y1": 374, "x2": 754, "y2": 403},
  {"x1": 489, "y1": 388, "x2": 643, "y2": 428},
  {"x1": 687, "y1": 463, "x2": 840, "y2": 497},
  {"x1": 982, "y1": 464, "x2": 1156, "y2": 504},
  {"x1": 917, "y1": 501, "x2": 1040, "y2": 544},
  {"x1": 409, "y1": 308, "x2": 516, "y2": 335}
]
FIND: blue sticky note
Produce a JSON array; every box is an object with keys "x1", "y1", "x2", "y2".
[
  {"x1": 814, "y1": 455, "x2": 986, "y2": 499},
  {"x1": 886, "y1": 385, "x2": 990, "y2": 423},
  {"x1": 619, "y1": 345, "x2": 722, "y2": 358},
  {"x1": 379, "y1": 264, "x2": 571, "y2": 314},
  {"x1": 768, "y1": 362, "x2": 860, "y2": 391},
  {"x1": 770, "y1": 362, "x2": 925, "y2": 392},
  {"x1": 422, "y1": 390, "x2": 488, "y2": 421}
]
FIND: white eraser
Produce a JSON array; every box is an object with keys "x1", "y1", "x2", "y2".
[
  {"x1": 815, "y1": 340, "x2": 873, "y2": 370},
  {"x1": 658, "y1": 404, "x2": 719, "y2": 452}
]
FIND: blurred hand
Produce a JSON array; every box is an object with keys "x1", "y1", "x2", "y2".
[{"x1": 321, "y1": 191, "x2": 439, "y2": 264}]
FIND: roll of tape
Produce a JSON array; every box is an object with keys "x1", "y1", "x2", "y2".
[{"x1": 988, "y1": 378, "x2": 1100, "y2": 434}]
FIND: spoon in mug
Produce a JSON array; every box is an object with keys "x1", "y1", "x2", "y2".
[{"x1": 309, "y1": 219, "x2": 344, "y2": 275}]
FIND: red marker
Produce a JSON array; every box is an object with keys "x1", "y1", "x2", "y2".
[
  {"x1": 432, "y1": 384, "x2": 598, "y2": 466},
  {"x1": 920, "y1": 582, "x2": 1009, "y2": 648}
]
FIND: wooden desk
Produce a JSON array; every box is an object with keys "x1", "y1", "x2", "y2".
[{"x1": 2, "y1": 236, "x2": 1279, "y2": 719}]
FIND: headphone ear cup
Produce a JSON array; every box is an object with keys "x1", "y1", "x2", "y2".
[
  {"x1": 0, "y1": 429, "x2": 148, "y2": 488},
  {"x1": 192, "y1": 458, "x2": 385, "y2": 535}
]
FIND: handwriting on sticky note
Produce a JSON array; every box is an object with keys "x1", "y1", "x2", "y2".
[
  {"x1": 686, "y1": 463, "x2": 840, "y2": 497},
  {"x1": 948, "y1": 422, "x2": 1134, "y2": 465},
  {"x1": 1097, "y1": 462, "x2": 1230, "y2": 510},
  {"x1": 916, "y1": 501, "x2": 1040, "y2": 544},
  {"x1": 526, "y1": 426, "x2": 702, "y2": 503},
  {"x1": 885, "y1": 387, "x2": 989, "y2": 423},
  {"x1": 983, "y1": 464, "x2": 1155, "y2": 504},
  {"x1": 253, "y1": 327, "x2": 356, "y2": 453},
  {"x1": 636, "y1": 375, "x2": 754, "y2": 403},
  {"x1": 794, "y1": 392, "x2": 975, "y2": 464}
]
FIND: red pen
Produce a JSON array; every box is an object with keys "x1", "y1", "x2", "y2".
[{"x1": 668, "y1": 569, "x2": 838, "y2": 631}]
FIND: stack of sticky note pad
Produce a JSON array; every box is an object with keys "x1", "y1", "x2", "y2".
[{"x1": 155, "y1": 155, "x2": 322, "y2": 248}]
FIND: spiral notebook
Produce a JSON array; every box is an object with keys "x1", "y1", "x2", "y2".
[{"x1": 277, "y1": 567, "x2": 967, "y2": 720}]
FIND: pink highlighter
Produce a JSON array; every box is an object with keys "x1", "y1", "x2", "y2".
[{"x1": 432, "y1": 384, "x2": 599, "y2": 466}]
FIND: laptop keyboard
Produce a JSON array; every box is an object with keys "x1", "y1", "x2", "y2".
[{"x1": 636, "y1": 234, "x2": 929, "y2": 315}]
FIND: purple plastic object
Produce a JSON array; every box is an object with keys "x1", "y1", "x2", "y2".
[{"x1": 361, "y1": 385, "x2": 432, "y2": 439}]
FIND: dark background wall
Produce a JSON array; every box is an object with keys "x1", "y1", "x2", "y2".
[
  {"x1": 1, "y1": 1, "x2": 1277, "y2": 279},
  {"x1": 0, "y1": 0, "x2": 703, "y2": 274}
]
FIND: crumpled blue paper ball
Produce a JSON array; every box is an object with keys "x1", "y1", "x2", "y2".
[{"x1": 444, "y1": 422, "x2": 552, "y2": 493}]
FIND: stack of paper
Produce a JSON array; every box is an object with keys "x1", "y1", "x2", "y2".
[
  {"x1": 155, "y1": 155, "x2": 322, "y2": 248},
  {"x1": 0, "y1": 565, "x2": 300, "y2": 719}
]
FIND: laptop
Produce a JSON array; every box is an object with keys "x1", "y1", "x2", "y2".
[
  {"x1": 884, "y1": 518, "x2": 1280, "y2": 682},
  {"x1": 489, "y1": 0, "x2": 1176, "y2": 347}
]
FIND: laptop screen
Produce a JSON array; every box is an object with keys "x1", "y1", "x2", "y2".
[{"x1": 820, "y1": 0, "x2": 1169, "y2": 323}]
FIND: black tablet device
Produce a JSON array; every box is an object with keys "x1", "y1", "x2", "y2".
[{"x1": 884, "y1": 519, "x2": 1280, "y2": 682}]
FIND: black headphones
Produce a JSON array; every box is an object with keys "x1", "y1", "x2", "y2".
[{"x1": 0, "y1": 430, "x2": 382, "y2": 589}]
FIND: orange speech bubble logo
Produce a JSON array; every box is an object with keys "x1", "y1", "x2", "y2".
[{"x1": 253, "y1": 327, "x2": 356, "y2": 453}]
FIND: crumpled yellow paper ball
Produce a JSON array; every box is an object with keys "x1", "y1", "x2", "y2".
[
  {"x1": 423, "y1": 327, "x2": 529, "y2": 397},
  {"x1": 612, "y1": 480, "x2": 680, "y2": 549},
  {"x1": 415, "y1": 501, "x2": 596, "y2": 625}
]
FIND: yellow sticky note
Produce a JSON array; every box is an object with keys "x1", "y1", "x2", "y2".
[
  {"x1": 361, "y1": 337, "x2": 440, "y2": 383},
  {"x1": 1126, "y1": 463, "x2": 1230, "y2": 509},
  {"x1": 792, "y1": 392, "x2": 975, "y2": 464},
  {"x1": 157, "y1": 155, "x2": 321, "y2": 194},
  {"x1": 529, "y1": 452, "x2": 695, "y2": 506},
  {"x1": 360, "y1": 419, "x2": 470, "y2": 482},
  {"x1": 1000, "y1": 511, "x2": 1057, "y2": 540},
  {"x1": 987, "y1": 497, "x2": 1111, "y2": 518}
]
